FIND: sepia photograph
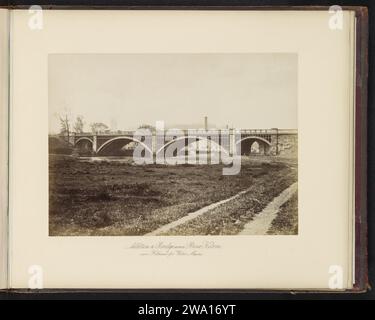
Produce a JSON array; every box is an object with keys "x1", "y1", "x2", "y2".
[{"x1": 48, "y1": 53, "x2": 298, "y2": 236}]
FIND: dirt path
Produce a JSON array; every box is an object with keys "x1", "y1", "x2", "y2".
[
  {"x1": 144, "y1": 187, "x2": 253, "y2": 236},
  {"x1": 145, "y1": 182, "x2": 297, "y2": 236},
  {"x1": 239, "y1": 182, "x2": 298, "y2": 235}
]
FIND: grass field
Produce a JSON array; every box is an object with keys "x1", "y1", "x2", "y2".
[{"x1": 49, "y1": 155, "x2": 297, "y2": 236}]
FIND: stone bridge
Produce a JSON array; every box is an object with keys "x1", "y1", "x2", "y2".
[{"x1": 65, "y1": 128, "x2": 297, "y2": 157}]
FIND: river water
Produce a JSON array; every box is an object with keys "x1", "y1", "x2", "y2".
[{"x1": 77, "y1": 153, "x2": 233, "y2": 165}]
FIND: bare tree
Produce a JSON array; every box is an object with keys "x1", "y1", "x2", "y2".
[
  {"x1": 138, "y1": 124, "x2": 156, "y2": 132},
  {"x1": 90, "y1": 122, "x2": 108, "y2": 133},
  {"x1": 59, "y1": 114, "x2": 71, "y2": 142},
  {"x1": 73, "y1": 116, "x2": 85, "y2": 133}
]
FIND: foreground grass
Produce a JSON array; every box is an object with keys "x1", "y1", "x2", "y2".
[
  {"x1": 161, "y1": 168, "x2": 296, "y2": 235},
  {"x1": 267, "y1": 192, "x2": 298, "y2": 235},
  {"x1": 49, "y1": 155, "x2": 297, "y2": 236}
]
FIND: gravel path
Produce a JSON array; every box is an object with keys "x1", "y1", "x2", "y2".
[
  {"x1": 145, "y1": 182, "x2": 297, "y2": 236},
  {"x1": 144, "y1": 187, "x2": 252, "y2": 236},
  {"x1": 239, "y1": 182, "x2": 298, "y2": 235}
]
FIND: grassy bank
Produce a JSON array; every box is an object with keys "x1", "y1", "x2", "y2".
[
  {"x1": 49, "y1": 155, "x2": 297, "y2": 236},
  {"x1": 267, "y1": 192, "x2": 298, "y2": 235}
]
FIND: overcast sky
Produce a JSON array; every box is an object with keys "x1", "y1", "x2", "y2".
[{"x1": 49, "y1": 53, "x2": 297, "y2": 134}]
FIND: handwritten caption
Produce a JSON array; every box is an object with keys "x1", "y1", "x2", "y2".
[{"x1": 126, "y1": 241, "x2": 222, "y2": 257}]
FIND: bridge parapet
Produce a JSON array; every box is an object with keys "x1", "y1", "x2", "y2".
[{"x1": 71, "y1": 128, "x2": 297, "y2": 136}]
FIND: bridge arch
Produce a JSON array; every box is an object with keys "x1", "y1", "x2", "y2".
[
  {"x1": 96, "y1": 136, "x2": 153, "y2": 156},
  {"x1": 75, "y1": 137, "x2": 94, "y2": 146},
  {"x1": 236, "y1": 136, "x2": 271, "y2": 146},
  {"x1": 236, "y1": 136, "x2": 271, "y2": 155},
  {"x1": 74, "y1": 137, "x2": 94, "y2": 154},
  {"x1": 156, "y1": 136, "x2": 230, "y2": 156}
]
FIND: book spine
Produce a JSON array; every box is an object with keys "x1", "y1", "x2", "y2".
[
  {"x1": 0, "y1": 9, "x2": 9, "y2": 290},
  {"x1": 354, "y1": 7, "x2": 369, "y2": 292}
]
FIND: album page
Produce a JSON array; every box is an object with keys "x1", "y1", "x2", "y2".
[{"x1": 8, "y1": 9, "x2": 355, "y2": 289}]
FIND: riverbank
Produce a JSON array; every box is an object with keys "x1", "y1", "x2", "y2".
[{"x1": 49, "y1": 155, "x2": 297, "y2": 236}]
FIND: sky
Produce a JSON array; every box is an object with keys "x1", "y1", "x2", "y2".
[{"x1": 48, "y1": 53, "x2": 297, "y2": 134}]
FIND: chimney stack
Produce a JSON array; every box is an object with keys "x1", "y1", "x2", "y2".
[{"x1": 204, "y1": 116, "x2": 208, "y2": 130}]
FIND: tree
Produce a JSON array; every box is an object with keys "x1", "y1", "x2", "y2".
[
  {"x1": 73, "y1": 116, "x2": 85, "y2": 133},
  {"x1": 59, "y1": 114, "x2": 71, "y2": 141},
  {"x1": 138, "y1": 124, "x2": 156, "y2": 132},
  {"x1": 90, "y1": 122, "x2": 108, "y2": 133}
]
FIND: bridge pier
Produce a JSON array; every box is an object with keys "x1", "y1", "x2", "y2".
[
  {"x1": 229, "y1": 130, "x2": 235, "y2": 155},
  {"x1": 93, "y1": 134, "x2": 97, "y2": 153}
]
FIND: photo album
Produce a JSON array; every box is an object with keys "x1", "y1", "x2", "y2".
[{"x1": 0, "y1": 7, "x2": 368, "y2": 291}]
